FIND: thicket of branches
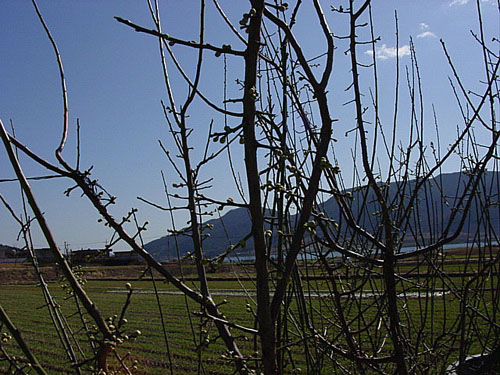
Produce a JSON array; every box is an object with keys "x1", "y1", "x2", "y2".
[{"x1": 1, "y1": 1, "x2": 499, "y2": 374}]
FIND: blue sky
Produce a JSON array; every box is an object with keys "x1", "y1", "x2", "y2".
[{"x1": 1, "y1": 1, "x2": 498, "y2": 249}]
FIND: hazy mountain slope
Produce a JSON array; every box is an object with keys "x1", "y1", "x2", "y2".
[
  {"x1": 144, "y1": 207, "x2": 253, "y2": 260},
  {"x1": 321, "y1": 171, "x2": 500, "y2": 243},
  {"x1": 145, "y1": 171, "x2": 500, "y2": 261}
]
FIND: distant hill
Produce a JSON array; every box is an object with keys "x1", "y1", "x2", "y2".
[
  {"x1": 321, "y1": 170, "x2": 500, "y2": 245},
  {"x1": 144, "y1": 171, "x2": 500, "y2": 261},
  {"x1": 144, "y1": 207, "x2": 255, "y2": 261}
]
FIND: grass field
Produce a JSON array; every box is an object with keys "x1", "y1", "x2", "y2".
[
  {"x1": 0, "y1": 280, "x2": 261, "y2": 374},
  {"x1": 0, "y1": 253, "x2": 499, "y2": 374}
]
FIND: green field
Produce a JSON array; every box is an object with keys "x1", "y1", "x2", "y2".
[
  {"x1": 0, "y1": 259, "x2": 499, "y2": 374},
  {"x1": 0, "y1": 280, "x2": 261, "y2": 374}
]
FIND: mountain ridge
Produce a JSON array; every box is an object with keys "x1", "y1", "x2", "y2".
[{"x1": 144, "y1": 171, "x2": 500, "y2": 261}]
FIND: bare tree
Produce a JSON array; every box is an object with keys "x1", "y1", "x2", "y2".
[{"x1": 1, "y1": 1, "x2": 499, "y2": 374}]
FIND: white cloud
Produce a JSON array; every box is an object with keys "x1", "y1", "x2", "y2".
[
  {"x1": 365, "y1": 44, "x2": 411, "y2": 60},
  {"x1": 449, "y1": 0, "x2": 469, "y2": 6},
  {"x1": 419, "y1": 23, "x2": 429, "y2": 30},
  {"x1": 417, "y1": 31, "x2": 437, "y2": 38}
]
